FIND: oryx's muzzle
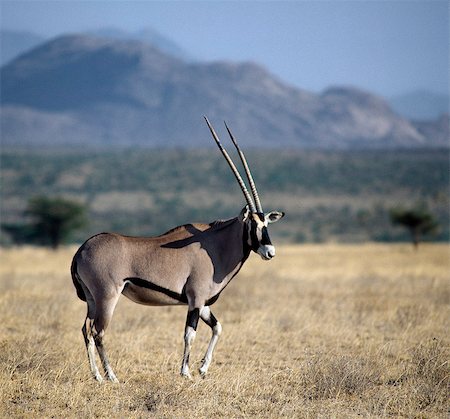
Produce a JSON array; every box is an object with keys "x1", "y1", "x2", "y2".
[{"x1": 257, "y1": 244, "x2": 276, "y2": 260}]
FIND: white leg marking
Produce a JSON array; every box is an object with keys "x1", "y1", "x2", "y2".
[
  {"x1": 83, "y1": 318, "x2": 103, "y2": 383},
  {"x1": 86, "y1": 328, "x2": 103, "y2": 383},
  {"x1": 199, "y1": 306, "x2": 222, "y2": 377},
  {"x1": 104, "y1": 364, "x2": 119, "y2": 383},
  {"x1": 181, "y1": 326, "x2": 196, "y2": 379},
  {"x1": 199, "y1": 323, "x2": 222, "y2": 377},
  {"x1": 93, "y1": 328, "x2": 119, "y2": 384}
]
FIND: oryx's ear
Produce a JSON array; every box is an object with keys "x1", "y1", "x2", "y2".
[
  {"x1": 239, "y1": 205, "x2": 251, "y2": 222},
  {"x1": 265, "y1": 211, "x2": 285, "y2": 224}
]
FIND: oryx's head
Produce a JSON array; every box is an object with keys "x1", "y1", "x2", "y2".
[{"x1": 205, "y1": 117, "x2": 285, "y2": 260}]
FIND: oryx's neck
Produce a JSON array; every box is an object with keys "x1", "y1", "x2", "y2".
[
  {"x1": 208, "y1": 217, "x2": 251, "y2": 279},
  {"x1": 193, "y1": 216, "x2": 251, "y2": 281},
  {"x1": 198, "y1": 216, "x2": 251, "y2": 305},
  {"x1": 157, "y1": 216, "x2": 250, "y2": 286}
]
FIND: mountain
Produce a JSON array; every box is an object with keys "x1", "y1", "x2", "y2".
[
  {"x1": 0, "y1": 30, "x2": 45, "y2": 66},
  {"x1": 1, "y1": 35, "x2": 448, "y2": 149},
  {"x1": 412, "y1": 114, "x2": 450, "y2": 146},
  {"x1": 0, "y1": 26, "x2": 191, "y2": 67},
  {"x1": 390, "y1": 90, "x2": 449, "y2": 120},
  {"x1": 87, "y1": 27, "x2": 191, "y2": 61}
]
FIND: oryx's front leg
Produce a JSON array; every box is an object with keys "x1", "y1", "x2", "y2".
[
  {"x1": 199, "y1": 306, "x2": 222, "y2": 377},
  {"x1": 181, "y1": 308, "x2": 200, "y2": 378}
]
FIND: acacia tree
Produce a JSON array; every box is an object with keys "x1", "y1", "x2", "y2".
[
  {"x1": 27, "y1": 196, "x2": 87, "y2": 249},
  {"x1": 390, "y1": 207, "x2": 439, "y2": 249}
]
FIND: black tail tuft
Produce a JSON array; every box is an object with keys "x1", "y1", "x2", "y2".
[{"x1": 71, "y1": 255, "x2": 87, "y2": 301}]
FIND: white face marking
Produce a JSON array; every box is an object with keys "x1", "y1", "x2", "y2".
[
  {"x1": 257, "y1": 244, "x2": 276, "y2": 260},
  {"x1": 256, "y1": 228, "x2": 262, "y2": 241},
  {"x1": 249, "y1": 214, "x2": 275, "y2": 259},
  {"x1": 253, "y1": 216, "x2": 267, "y2": 241}
]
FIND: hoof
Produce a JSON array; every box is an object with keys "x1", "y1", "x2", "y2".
[
  {"x1": 94, "y1": 374, "x2": 104, "y2": 384},
  {"x1": 181, "y1": 370, "x2": 193, "y2": 380},
  {"x1": 107, "y1": 375, "x2": 119, "y2": 384}
]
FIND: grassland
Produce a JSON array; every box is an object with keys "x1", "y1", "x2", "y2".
[{"x1": 0, "y1": 244, "x2": 448, "y2": 418}]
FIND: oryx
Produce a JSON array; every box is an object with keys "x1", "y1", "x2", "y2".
[{"x1": 71, "y1": 117, "x2": 284, "y2": 383}]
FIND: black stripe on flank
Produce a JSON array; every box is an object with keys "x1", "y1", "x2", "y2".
[
  {"x1": 205, "y1": 292, "x2": 222, "y2": 306},
  {"x1": 125, "y1": 277, "x2": 188, "y2": 303}
]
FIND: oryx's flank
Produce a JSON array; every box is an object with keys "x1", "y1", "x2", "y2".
[{"x1": 71, "y1": 117, "x2": 285, "y2": 383}]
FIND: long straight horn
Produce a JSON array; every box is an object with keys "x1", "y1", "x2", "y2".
[
  {"x1": 224, "y1": 121, "x2": 263, "y2": 213},
  {"x1": 204, "y1": 117, "x2": 256, "y2": 213}
]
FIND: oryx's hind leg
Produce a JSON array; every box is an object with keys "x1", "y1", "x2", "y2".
[
  {"x1": 81, "y1": 285, "x2": 104, "y2": 383},
  {"x1": 199, "y1": 306, "x2": 222, "y2": 377},
  {"x1": 91, "y1": 294, "x2": 121, "y2": 383}
]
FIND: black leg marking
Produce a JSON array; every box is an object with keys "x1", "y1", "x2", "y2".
[
  {"x1": 203, "y1": 311, "x2": 218, "y2": 328},
  {"x1": 186, "y1": 308, "x2": 200, "y2": 330},
  {"x1": 181, "y1": 308, "x2": 200, "y2": 378}
]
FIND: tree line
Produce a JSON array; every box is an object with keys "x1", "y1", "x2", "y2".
[
  {"x1": 1, "y1": 149, "x2": 448, "y2": 246},
  {"x1": 1, "y1": 195, "x2": 440, "y2": 249}
]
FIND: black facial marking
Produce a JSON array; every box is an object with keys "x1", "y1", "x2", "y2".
[
  {"x1": 261, "y1": 226, "x2": 272, "y2": 246},
  {"x1": 256, "y1": 212, "x2": 265, "y2": 222},
  {"x1": 242, "y1": 222, "x2": 251, "y2": 252},
  {"x1": 250, "y1": 220, "x2": 260, "y2": 251},
  {"x1": 186, "y1": 308, "x2": 200, "y2": 330}
]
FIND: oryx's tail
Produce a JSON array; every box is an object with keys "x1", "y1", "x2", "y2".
[{"x1": 71, "y1": 254, "x2": 87, "y2": 302}]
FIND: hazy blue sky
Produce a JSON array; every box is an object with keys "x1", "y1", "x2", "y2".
[{"x1": 1, "y1": 1, "x2": 448, "y2": 97}]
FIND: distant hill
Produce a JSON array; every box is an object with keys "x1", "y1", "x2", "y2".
[
  {"x1": 87, "y1": 27, "x2": 192, "y2": 61},
  {"x1": 0, "y1": 27, "x2": 190, "y2": 67},
  {"x1": 0, "y1": 30, "x2": 45, "y2": 66},
  {"x1": 1, "y1": 35, "x2": 448, "y2": 149},
  {"x1": 390, "y1": 90, "x2": 449, "y2": 120},
  {"x1": 412, "y1": 114, "x2": 450, "y2": 146}
]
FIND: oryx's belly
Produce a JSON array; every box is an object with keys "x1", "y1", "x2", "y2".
[{"x1": 122, "y1": 278, "x2": 187, "y2": 306}]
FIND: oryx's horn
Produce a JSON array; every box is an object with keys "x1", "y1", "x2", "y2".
[
  {"x1": 224, "y1": 121, "x2": 263, "y2": 213},
  {"x1": 204, "y1": 116, "x2": 256, "y2": 213}
]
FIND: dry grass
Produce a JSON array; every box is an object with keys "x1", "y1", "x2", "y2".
[{"x1": 0, "y1": 244, "x2": 448, "y2": 418}]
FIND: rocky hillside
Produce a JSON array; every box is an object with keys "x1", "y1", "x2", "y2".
[{"x1": 1, "y1": 35, "x2": 448, "y2": 149}]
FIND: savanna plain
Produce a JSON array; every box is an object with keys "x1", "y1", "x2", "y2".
[{"x1": 0, "y1": 244, "x2": 448, "y2": 418}]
